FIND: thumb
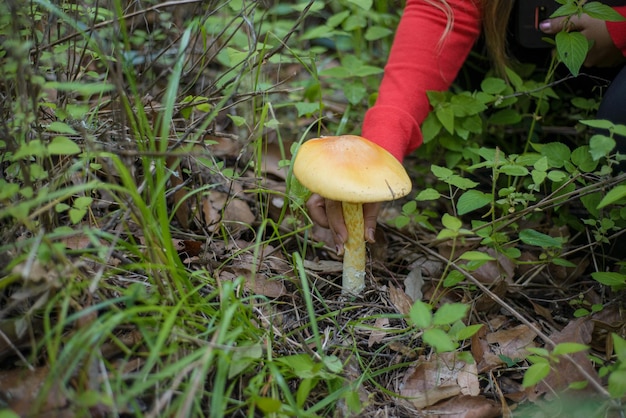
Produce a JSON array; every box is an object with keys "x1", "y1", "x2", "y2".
[{"x1": 539, "y1": 16, "x2": 567, "y2": 34}]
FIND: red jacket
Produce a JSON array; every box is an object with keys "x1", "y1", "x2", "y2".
[{"x1": 362, "y1": 1, "x2": 626, "y2": 162}]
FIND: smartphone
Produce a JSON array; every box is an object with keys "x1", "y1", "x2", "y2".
[
  {"x1": 514, "y1": 1, "x2": 560, "y2": 49},
  {"x1": 514, "y1": 0, "x2": 625, "y2": 49}
]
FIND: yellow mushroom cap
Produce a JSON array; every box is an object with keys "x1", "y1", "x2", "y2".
[{"x1": 293, "y1": 135, "x2": 412, "y2": 203}]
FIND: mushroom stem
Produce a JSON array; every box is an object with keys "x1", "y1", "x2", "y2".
[{"x1": 342, "y1": 201, "x2": 366, "y2": 295}]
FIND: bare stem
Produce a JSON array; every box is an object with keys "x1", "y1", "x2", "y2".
[{"x1": 342, "y1": 202, "x2": 366, "y2": 295}]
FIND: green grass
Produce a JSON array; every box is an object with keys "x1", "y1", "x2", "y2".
[{"x1": 1, "y1": 0, "x2": 626, "y2": 417}]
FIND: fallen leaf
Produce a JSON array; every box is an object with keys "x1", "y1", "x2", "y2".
[
  {"x1": 368, "y1": 317, "x2": 390, "y2": 347},
  {"x1": 0, "y1": 366, "x2": 67, "y2": 415},
  {"x1": 471, "y1": 247, "x2": 516, "y2": 284},
  {"x1": 422, "y1": 394, "x2": 501, "y2": 418},
  {"x1": 535, "y1": 317, "x2": 599, "y2": 396},
  {"x1": 404, "y1": 266, "x2": 425, "y2": 302},
  {"x1": 221, "y1": 269, "x2": 287, "y2": 299},
  {"x1": 400, "y1": 352, "x2": 480, "y2": 409},
  {"x1": 389, "y1": 284, "x2": 413, "y2": 316},
  {"x1": 174, "y1": 239, "x2": 203, "y2": 257},
  {"x1": 201, "y1": 191, "x2": 256, "y2": 232},
  {"x1": 474, "y1": 323, "x2": 537, "y2": 373}
]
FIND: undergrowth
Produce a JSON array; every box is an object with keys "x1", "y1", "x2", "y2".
[{"x1": 0, "y1": 0, "x2": 625, "y2": 417}]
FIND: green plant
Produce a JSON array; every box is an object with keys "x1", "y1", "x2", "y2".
[
  {"x1": 408, "y1": 300, "x2": 483, "y2": 355},
  {"x1": 522, "y1": 342, "x2": 591, "y2": 389}
]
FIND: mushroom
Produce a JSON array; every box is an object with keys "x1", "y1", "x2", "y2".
[{"x1": 293, "y1": 135, "x2": 412, "y2": 295}]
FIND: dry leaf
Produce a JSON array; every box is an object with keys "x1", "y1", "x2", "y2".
[
  {"x1": 261, "y1": 141, "x2": 292, "y2": 180},
  {"x1": 422, "y1": 394, "x2": 501, "y2": 418},
  {"x1": 474, "y1": 279, "x2": 508, "y2": 312},
  {"x1": 0, "y1": 366, "x2": 68, "y2": 415},
  {"x1": 404, "y1": 266, "x2": 425, "y2": 302},
  {"x1": 400, "y1": 352, "x2": 480, "y2": 409},
  {"x1": 368, "y1": 317, "x2": 390, "y2": 347},
  {"x1": 201, "y1": 191, "x2": 256, "y2": 232},
  {"x1": 535, "y1": 317, "x2": 599, "y2": 395},
  {"x1": 303, "y1": 259, "x2": 343, "y2": 273},
  {"x1": 389, "y1": 284, "x2": 413, "y2": 315},
  {"x1": 474, "y1": 324, "x2": 537, "y2": 373},
  {"x1": 472, "y1": 247, "x2": 515, "y2": 284}
]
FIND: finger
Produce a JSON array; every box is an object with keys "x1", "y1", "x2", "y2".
[
  {"x1": 363, "y1": 202, "x2": 381, "y2": 243},
  {"x1": 325, "y1": 199, "x2": 347, "y2": 252},
  {"x1": 539, "y1": 16, "x2": 567, "y2": 34},
  {"x1": 306, "y1": 194, "x2": 330, "y2": 228}
]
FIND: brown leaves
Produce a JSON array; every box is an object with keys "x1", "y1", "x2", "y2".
[
  {"x1": 472, "y1": 318, "x2": 538, "y2": 374},
  {"x1": 400, "y1": 352, "x2": 496, "y2": 415}
]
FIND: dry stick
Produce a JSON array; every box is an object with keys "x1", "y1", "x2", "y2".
[{"x1": 407, "y1": 235, "x2": 611, "y2": 398}]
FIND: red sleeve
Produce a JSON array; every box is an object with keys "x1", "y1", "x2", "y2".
[
  {"x1": 360, "y1": 0, "x2": 482, "y2": 162},
  {"x1": 606, "y1": 6, "x2": 626, "y2": 56}
]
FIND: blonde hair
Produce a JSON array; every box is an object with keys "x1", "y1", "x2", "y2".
[{"x1": 482, "y1": 0, "x2": 515, "y2": 76}]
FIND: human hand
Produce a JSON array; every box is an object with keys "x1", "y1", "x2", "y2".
[
  {"x1": 539, "y1": 13, "x2": 625, "y2": 68},
  {"x1": 306, "y1": 194, "x2": 381, "y2": 255}
]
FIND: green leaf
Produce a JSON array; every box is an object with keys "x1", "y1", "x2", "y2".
[
  {"x1": 423, "y1": 328, "x2": 456, "y2": 352},
  {"x1": 500, "y1": 164, "x2": 529, "y2": 176},
  {"x1": 441, "y1": 213, "x2": 463, "y2": 231},
  {"x1": 552, "y1": 342, "x2": 589, "y2": 356},
  {"x1": 448, "y1": 175, "x2": 479, "y2": 190},
  {"x1": 488, "y1": 109, "x2": 522, "y2": 125},
  {"x1": 550, "y1": 3, "x2": 580, "y2": 18},
  {"x1": 455, "y1": 324, "x2": 483, "y2": 340},
  {"x1": 318, "y1": 66, "x2": 351, "y2": 78},
  {"x1": 12, "y1": 139, "x2": 46, "y2": 159},
  {"x1": 613, "y1": 333, "x2": 626, "y2": 360},
  {"x1": 551, "y1": 258, "x2": 577, "y2": 268},
  {"x1": 580, "y1": 119, "x2": 615, "y2": 130},
  {"x1": 583, "y1": 2, "x2": 626, "y2": 21},
  {"x1": 343, "y1": 81, "x2": 367, "y2": 105},
  {"x1": 364, "y1": 25, "x2": 393, "y2": 41},
  {"x1": 0, "y1": 410, "x2": 21, "y2": 418},
  {"x1": 409, "y1": 300, "x2": 432, "y2": 329},
  {"x1": 591, "y1": 272, "x2": 626, "y2": 290},
  {"x1": 443, "y1": 270, "x2": 465, "y2": 287},
  {"x1": 69, "y1": 207, "x2": 87, "y2": 224},
  {"x1": 416, "y1": 188, "x2": 440, "y2": 201},
  {"x1": 571, "y1": 146, "x2": 598, "y2": 172},
  {"x1": 458, "y1": 251, "x2": 496, "y2": 261},
  {"x1": 227, "y1": 114, "x2": 247, "y2": 127},
  {"x1": 540, "y1": 142, "x2": 571, "y2": 168},
  {"x1": 504, "y1": 67, "x2": 524, "y2": 90},
  {"x1": 48, "y1": 136, "x2": 81, "y2": 155},
  {"x1": 351, "y1": 64, "x2": 383, "y2": 78},
  {"x1": 422, "y1": 113, "x2": 442, "y2": 143},
  {"x1": 431, "y1": 164, "x2": 453, "y2": 179},
  {"x1": 47, "y1": 121, "x2": 78, "y2": 134},
  {"x1": 519, "y1": 229, "x2": 564, "y2": 249},
  {"x1": 433, "y1": 303, "x2": 469, "y2": 326},
  {"x1": 457, "y1": 190, "x2": 491, "y2": 215},
  {"x1": 555, "y1": 31, "x2": 589, "y2": 76},
  {"x1": 597, "y1": 185, "x2": 626, "y2": 209},
  {"x1": 481, "y1": 77, "x2": 507, "y2": 94},
  {"x1": 533, "y1": 156, "x2": 549, "y2": 171},
  {"x1": 436, "y1": 105, "x2": 455, "y2": 134},
  {"x1": 608, "y1": 369, "x2": 626, "y2": 399},
  {"x1": 46, "y1": 81, "x2": 115, "y2": 96},
  {"x1": 522, "y1": 362, "x2": 551, "y2": 387},
  {"x1": 346, "y1": 0, "x2": 373, "y2": 11},
  {"x1": 589, "y1": 134, "x2": 616, "y2": 160},
  {"x1": 255, "y1": 397, "x2": 283, "y2": 414}
]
